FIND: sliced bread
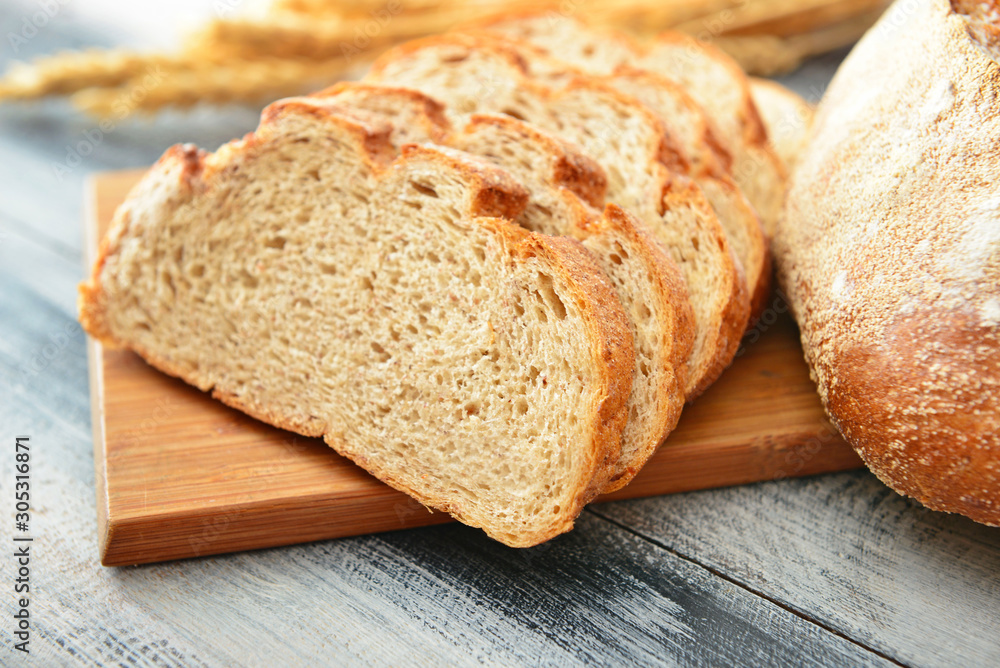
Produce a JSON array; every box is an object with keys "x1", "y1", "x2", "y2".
[
  {"x1": 78, "y1": 98, "x2": 635, "y2": 547},
  {"x1": 480, "y1": 13, "x2": 788, "y2": 237},
  {"x1": 594, "y1": 68, "x2": 771, "y2": 323},
  {"x1": 367, "y1": 34, "x2": 748, "y2": 399},
  {"x1": 318, "y1": 81, "x2": 695, "y2": 490},
  {"x1": 640, "y1": 32, "x2": 788, "y2": 237},
  {"x1": 471, "y1": 26, "x2": 771, "y2": 321}
]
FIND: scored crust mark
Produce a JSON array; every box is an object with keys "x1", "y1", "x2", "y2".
[
  {"x1": 79, "y1": 97, "x2": 636, "y2": 547},
  {"x1": 777, "y1": 0, "x2": 1000, "y2": 526}
]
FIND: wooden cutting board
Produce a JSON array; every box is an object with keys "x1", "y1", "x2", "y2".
[{"x1": 87, "y1": 169, "x2": 863, "y2": 567}]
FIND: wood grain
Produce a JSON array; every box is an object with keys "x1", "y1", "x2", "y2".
[
  {"x1": 87, "y1": 168, "x2": 862, "y2": 566},
  {"x1": 0, "y1": 256, "x2": 886, "y2": 667},
  {"x1": 596, "y1": 472, "x2": 1000, "y2": 665}
]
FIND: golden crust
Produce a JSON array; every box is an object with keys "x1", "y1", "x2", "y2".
[
  {"x1": 463, "y1": 113, "x2": 608, "y2": 209},
  {"x1": 595, "y1": 203, "x2": 695, "y2": 491},
  {"x1": 823, "y1": 308, "x2": 1000, "y2": 526},
  {"x1": 777, "y1": 0, "x2": 1000, "y2": 526}
]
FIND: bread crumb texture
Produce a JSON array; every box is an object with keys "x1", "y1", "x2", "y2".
[
  {"x1": 79, "y1": 98, "x2": 636, "y2": 547},
  {"x1": 310, "y1": 82, "x2": 693, "y2": 493}
]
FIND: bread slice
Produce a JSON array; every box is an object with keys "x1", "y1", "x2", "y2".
[
  {"x1": 606, "y1": 67, "x2": 731, "y2": 180},
  {"x1": 594, "y1": 68, "x2": 771, "y2": 324},
  {"x1": 78, "y1": 98, "x2": 636, "y2": 547},
  {"x1": 367, "y1": 34, "x2": 748, "y2": 400},
  {"x1": 748, "y1": 77, "x2": 814, "y2": 172},
  {"x1": 317, "y1": 81, "x2": 695, "y2": 490},
  {"x1": 479, "y1": 13, "x2": 788, "y2": 237},
  {"x1": 639, "y1": 33, "x2": 788, "y2": 237},
  {"x1": 472, "y1": 24, "x2": 771, "y2": 321}
]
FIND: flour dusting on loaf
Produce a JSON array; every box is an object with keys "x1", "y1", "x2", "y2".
[{"x1": 777, "y1": 0, "x2": 1000, "y2": 525}]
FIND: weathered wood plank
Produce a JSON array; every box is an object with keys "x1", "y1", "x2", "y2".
[
  {"x1": 594, "y1": 473, "x2": 1000, "y2": 667},
  {"x1": 0, "y1": 227, "x2": 887, "y2": 666},
  {"x1": 1, "y1": 476, "x2": 895, "y2": 668},
  {"x1": 0, "y1": 223, "x2": 82, "y2": 316}
]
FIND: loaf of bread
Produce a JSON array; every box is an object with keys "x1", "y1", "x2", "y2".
[
  {"x1": 79, "y1": 98, "x2": 636, "y2": 547},
  {"x1": 776, "y1": 0, "x2": 1000, "y2": 525},
  {"x1": 368, "y1": 34, "x2": 749, "y2": 399}
]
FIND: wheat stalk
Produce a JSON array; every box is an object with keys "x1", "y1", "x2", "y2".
[{"x1": 0, "y1": 0, "x2": 889, "y2": 116}]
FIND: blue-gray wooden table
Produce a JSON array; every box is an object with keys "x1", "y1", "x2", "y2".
[{"x1": 1, "y1": 6, "x2": 998, "y2": 666}]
